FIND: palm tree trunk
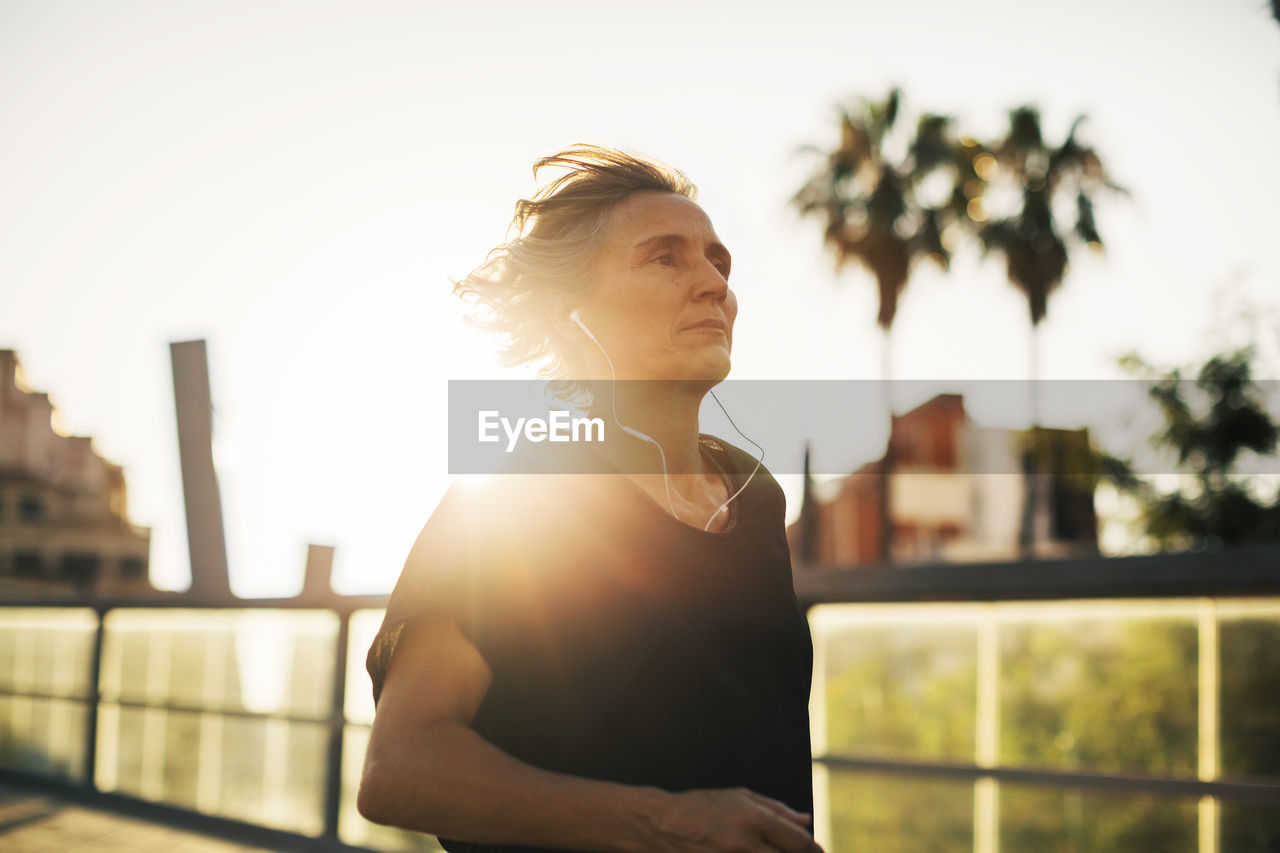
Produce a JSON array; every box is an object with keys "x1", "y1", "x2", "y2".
[
  {"x1": 881, "y1": 328, "x2": 894, "y2": 565},
  {"x1": 1019, "y1": 325, "x2": 1042, "y2": 559}
]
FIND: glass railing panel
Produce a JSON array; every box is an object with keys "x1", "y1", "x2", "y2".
[
  {"x1": 809, "y1": 604, "x2": 978, "y2": 763},
  {"x1": 219, "y1": 712, "x2": 267, "y2": 822},
  {"x1": 0, "y1": 694, "x2": 88, "y2": 781},
  {"x1": 1219, "y1": 801, "x2": 1280, "y2": 851},
  {"x1": 0, "y1": 607, "x2": 97, "y2": 699},
  {"x1": 820, "y1": 768, "x2": 973, "y2": 852},
  {"x1": 216, "y1": 712, "x2": 328, "y2": 834},
  {"x1": 160, "y1": 707, "x2": 202, "y2": 809},
  {"x1": 100, "y1": 609, "x2": 338, "y2": 719},
  {"x1": 344, "y1": 608, "x2": 385, "y2": 727},
  {"x1": 96, "y1": 702, "x2": 328, "y2": 835},
  {"x1": 998, "y1": 782, "x2": 1198, "y2": 852},
  {"x1": 998, "y1": 600, "x2": 1199, "y2": 776},
  {"x1": 1218, "y1": 601, "x2": 1280, "y2": 783},
  {"x1": 0, "y1": 608, "x2": 96, "y2": 783},
  {"x1": 280, "y1": 717, "x2": 330, "y2": 835},
  {"x1": 93, "y1": 608, "x2": 338, "y2": 836}
]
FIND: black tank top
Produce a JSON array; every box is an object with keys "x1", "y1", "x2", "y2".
[{"x1": 366, "y1": 435, "x2": 815, "y2": 852}]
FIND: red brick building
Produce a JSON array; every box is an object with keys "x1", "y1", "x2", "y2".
[{"x1": 788, "y1": 393, "x2": 1099, "y2": 567}]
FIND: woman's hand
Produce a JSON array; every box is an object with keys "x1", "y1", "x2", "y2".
[{"x1": 638, "y1": 787, "x2": 824, "y2": 853}]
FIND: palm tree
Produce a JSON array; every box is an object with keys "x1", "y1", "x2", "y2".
[
  {"x1": 793, "y1": 88, "x2": 976, "y2": 564},
  {"x1": 974, "y1": 106, "x2": 1125, "y2": 557}
]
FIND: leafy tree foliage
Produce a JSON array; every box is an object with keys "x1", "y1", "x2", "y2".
[
  {"x1": 976, "y1": 107, "x2": 1123, "y2": 328},
  {"x1": 1107, "y1": 346, "x2": 1280, "y2": 549},
  {"x1": 792, "y1": 87, "x2": 976, "y2": 332}
]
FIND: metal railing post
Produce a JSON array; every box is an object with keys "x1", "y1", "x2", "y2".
[
  {"x1": 324, "y1": 607, "x2": 351, "y2": 840},
  {"x1": 82, "y1": 606, "x2": 106, "y2": 789}
]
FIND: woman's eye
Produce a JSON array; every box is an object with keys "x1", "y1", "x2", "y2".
[{"x1": 654, "y1": 254, "x2": 677, "y2": 266}]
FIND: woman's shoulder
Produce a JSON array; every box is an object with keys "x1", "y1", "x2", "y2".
[{"x1": 426, "y1": 472, "x2": 587, "y2": 548}]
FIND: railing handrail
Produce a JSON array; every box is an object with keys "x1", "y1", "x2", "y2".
[
  {"x1": 812, "y1": 755, "x2": 1280, "y2": 807},
  {"x1": 794, "y1": 542, "x2": 1280, "y2": 606}
]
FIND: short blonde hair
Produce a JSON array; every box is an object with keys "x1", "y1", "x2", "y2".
[{"x1": 453, "y1": 144, "x2": 697, "y2": 395}]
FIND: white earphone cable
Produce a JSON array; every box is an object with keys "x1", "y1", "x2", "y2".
[
  {"x1": 571, "y1": 311, "x2": 681, "y2": 523},
  {"x1": 702, "y1": 389, "x2": 765, "y2": 531},
  {"x1": 570, "y1": 310, "x2": 764, "y2": 532}
]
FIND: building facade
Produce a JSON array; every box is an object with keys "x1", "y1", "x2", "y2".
[
  {"x1": 0, "y1": 349, "x2": 153, "y2": 598},
  {"x1": 789, "y1": 393, "x2": 1099, "y2": 567}
]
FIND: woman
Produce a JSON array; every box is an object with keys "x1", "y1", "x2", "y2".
[{"x1": 358, "y1": 145, "x2": 821, "y2": 853}]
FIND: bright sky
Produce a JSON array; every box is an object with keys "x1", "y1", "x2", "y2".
[{"x1": 2, "y1": 0, "x2": 1278, "y2": 596}]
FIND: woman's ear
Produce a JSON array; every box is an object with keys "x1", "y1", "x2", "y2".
[{"x1": 548, "y1": 293, "x2": 584, "y2": 342}]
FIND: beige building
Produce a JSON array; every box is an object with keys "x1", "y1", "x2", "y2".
[{"x1": 0, "y1": 349, "x2": 153, "y2": 598}]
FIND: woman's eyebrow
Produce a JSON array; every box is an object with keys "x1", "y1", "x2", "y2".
[
  {"x1": 632, "y1": 234, "x2": 683, "y2": 255},
  {"x1": 632, "y1": 233, "x2": 732, "y2": 260}
]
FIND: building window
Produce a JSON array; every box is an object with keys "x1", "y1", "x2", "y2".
[
  {"x1": 18, "y1": 495, "x2": 44, "y2": 523},
  {"x1": 59, "y1": 553, "x2": 101, "y2": 588},
  {"x1": 119, "y1": 558, "x2": 146, "y2": 581},
  {"x1": 13, "y1": 551, "x2": 43, "y2": 576}
]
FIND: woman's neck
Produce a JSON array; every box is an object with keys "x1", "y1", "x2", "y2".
[{"x1": 590, "y1": 380, "x2": 710, "y2": 480}]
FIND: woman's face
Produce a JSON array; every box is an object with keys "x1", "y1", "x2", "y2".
[{"x1": 571, "y1": 191, "x2": 737, "y2": 384}]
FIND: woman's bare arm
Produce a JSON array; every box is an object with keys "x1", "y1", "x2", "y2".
[{"x1": 356, "y1": 614, "x2": 823, "y2": 853}]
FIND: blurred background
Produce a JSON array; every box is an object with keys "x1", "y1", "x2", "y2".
[{"x1": 2, "y1": 0, "x2": 1279, "y2": 850}]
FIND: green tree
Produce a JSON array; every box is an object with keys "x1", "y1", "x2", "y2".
[
  {"x1": 793, "y1": 88, "x2": 977, "y2": 563},
  {"x1": 1106, "y1": 345, "x2": 1280, "y2": 549},
  {"x1": 974, "y1": 106, "x2": 1125, "y2": 558}
]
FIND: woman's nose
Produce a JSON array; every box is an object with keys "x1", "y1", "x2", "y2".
[{"x1": 692, "y1": 258, "x2": 730, "y2": 301}]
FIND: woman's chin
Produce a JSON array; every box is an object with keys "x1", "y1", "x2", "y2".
[
  {"x1": 620, "y1": 350, "x2": 731, "y2": 384},
  {"x1": 683, "y1": 354, "x2": 732, "y2": 384}
]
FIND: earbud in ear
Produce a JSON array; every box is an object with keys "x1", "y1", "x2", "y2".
[{"x1": 568, "y1": 308, "x2": 597, "y2": 342}]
